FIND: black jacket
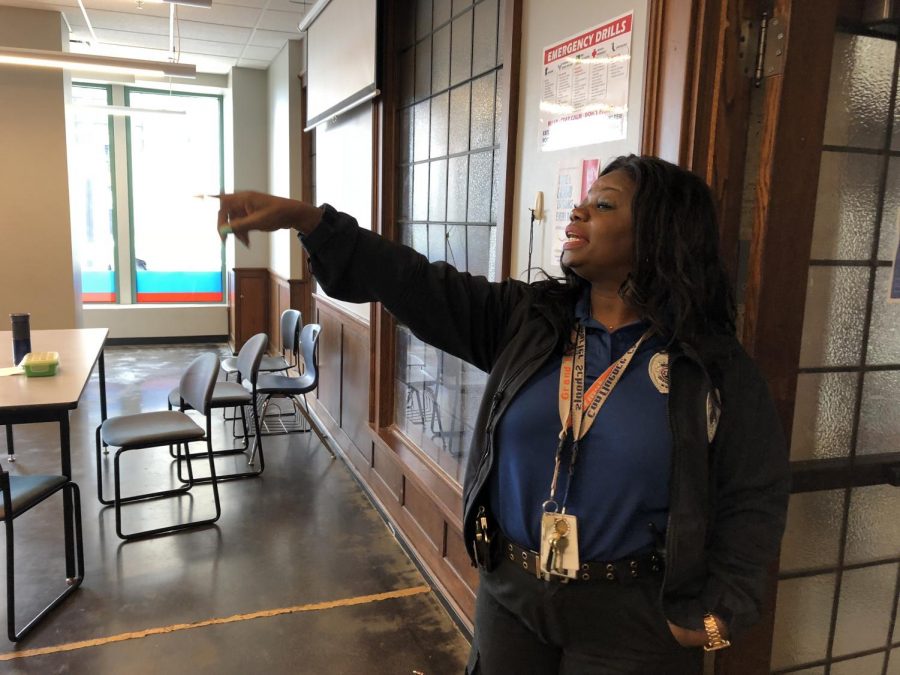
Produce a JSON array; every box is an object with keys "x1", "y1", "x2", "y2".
[{"x1": 302, "y1": 205, "x2": 790, "y2": 639}]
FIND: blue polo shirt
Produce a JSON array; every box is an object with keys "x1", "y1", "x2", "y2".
[{"x1": 489, "y1": 297, "x2": 672, "y2": 562}]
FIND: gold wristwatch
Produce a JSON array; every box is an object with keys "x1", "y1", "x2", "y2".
[{"x1": 702, "y1": 613, "x2": 731, "y2": 652}]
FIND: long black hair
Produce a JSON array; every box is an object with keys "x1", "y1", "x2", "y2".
[{"x1": 533, "y1": 154, "x2": 736, "y2": 345}]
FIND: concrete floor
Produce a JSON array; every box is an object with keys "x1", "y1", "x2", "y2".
[{"x1": 0, "y1": 344, "x2": 470, "y2": 674}]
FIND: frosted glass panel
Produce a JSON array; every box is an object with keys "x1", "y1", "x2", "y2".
[
  {"x1": 833, "y1": 564, "x2": 896, "y2": 656},
  {"x1": 429, "y1": 160, "x2": 448, "y2": 221},
  {"x1": 866, "y1": 268, "x2": 900, "y2": 365},
  {"x1": 433, "y1": 0, "x2": 451, "y2": 27},
  {"x1": 447, "y1": 156, "x2": 468, "y2": 222},
  {"x1": 779, "y1": 491, "x2": 844, "y2": 573},
  {"x1": 415, "y1": 36, "x2": 432, "y2": 100},
  {"x1": 877, "y1": 158, "x2": 900, "y2": 261},
  {"x1": 845, "y1": 485, "x2": 900, "y2": 564},
  {"x1": 400, "y1": 47, "x2": 414, "y2": 105},
  {"x1": 791, "y1": 372, "x2": 856, "y2": 461},
  {"x1": 810, "y1": 151, "x2": 879, "y2": 260},
  {"x1": 771, "y1": 574, "x2": 837, "y2": 670},
  {"x1": 414, "y1": 100, "x2": 431, "y2": 162},
  {"x1": 413, "y1": 162, "x2": 429, "y2": 221},
  {"x1": 470, "y1": 72, "x2": 496, "y2": 150},
  {"x1": 449, "y1": 83, "x2": 471, "y2": 154},
  {"x1": 432, "y1": 25, "x2": 450, "y2": 93},
  {"x1": 416, "y1": 0, "x2": 431, "y2": 39},
  {"x1": 822, "y1": 33, "x2": 894, "y2": 149},
  {"x1": 450, "y1": 10, "x2": 473, "y2": 86},
  {"x1": 890, "y1": 648, "x2": 900, "y2": 675},
  {"x1": 472, "y1": 0, "x2": 498, "y2": 76},
  {"x1": 430, "y1": 92, "x2": 449, "y2": 158},
  {"x1": 857, "y1": 370, "x2": 900, "y2": 456},
  {"x1": 799, "y1": 267, "x2": 869, "y2": 367},
  {"x1": 831, "y1": 653, "x2": 888, "y2": 675},
  {"x1": 467, "y1": 150, "x2": 492, "y2": 222}
]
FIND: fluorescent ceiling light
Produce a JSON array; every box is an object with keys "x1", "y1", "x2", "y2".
[
  {"x1": 0, "y1": 46, "x2": 196, "y2": 79},
  {"x1": 162, "y1": 0, "x2": 212, "y2": 7}
]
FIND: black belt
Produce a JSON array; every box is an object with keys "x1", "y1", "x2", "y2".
[{"x1": 500, "y1": 536, "x2": 664, "y2": 584}]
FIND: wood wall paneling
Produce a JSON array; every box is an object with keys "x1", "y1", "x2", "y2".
[
  {"x1": 372, "y1": 441, "x2": 404, "y2": 503},
  {"x1": 402, "y1": 479, "x2": 445, "y2": 553},
  {"x1": 309, "y1": 294, "x2": 478, "y2": 628},
  {"x1": 229, "y1": 268, "x2": 270, "y2": 353},
  {"x1": 342, "y1": 317, "x2": 372, "y2": 455},
  {"x1": 315, "y1": 304, "x2": 343, "y2": 420}
]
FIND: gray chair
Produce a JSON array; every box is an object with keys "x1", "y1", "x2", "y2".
[
  {"x1": 95, "y1": 352, "x2": 221, "y2": 540},
  {"x1": 254, "y1": 324, "x2": 336, "y2": 460},
  {"x1": 1, "y1": 463, "x2": 83, "y2": 641},
  {"x1": 221, "y1": 310, "x2": 301, "y2": 380},
  {"x1": 168, "y1": 333, "x2": 267, "y2": 481}
]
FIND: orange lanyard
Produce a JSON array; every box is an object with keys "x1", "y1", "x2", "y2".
[{"x1": 544, "y1": 324, "x2": 652, "y2": 513}]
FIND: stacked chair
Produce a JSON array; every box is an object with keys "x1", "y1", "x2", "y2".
[
  {"x1": 0, "y1": 461, "x2": 83, "y2": 641},
  {"x1": 254, "y1": 323, "x2": 336, "y2": 460},
  {"x1": 95, "y1": 352, "x2": 221, "y2": 540},
  {"x1": 168, "y1": 333, "x2": 267, "y2": 481}
]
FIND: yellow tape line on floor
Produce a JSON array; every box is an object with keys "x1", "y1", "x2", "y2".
[{"x1": 0, "y1": 585, "x2": 432, "y2": 661}]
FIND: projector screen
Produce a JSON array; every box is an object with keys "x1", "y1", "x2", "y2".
[{"x1": 302, "y1": 0, "x2": 379, "y2": 130}]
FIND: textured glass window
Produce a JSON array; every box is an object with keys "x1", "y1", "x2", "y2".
[
  {"x1": 395, "y1": 0, "x2": 503, "y2": 485},
  {"x1": 781, "y1": 29, "x2": 900, "y2": 674}
]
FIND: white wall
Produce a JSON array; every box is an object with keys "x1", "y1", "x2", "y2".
[
  {"x1": 0, "y1": 7, "x2": 81, "y2": 331},
  {"x1": 83, "y1": 304, "x2": 227, "y2": 339},
  {"x1": 228, "y1": 67, "x2": 270, "y2": 269},
  {"x1": 313, "y1": 104, "x2": 374, "y2": 321},
  {"x1": 512, "y1": 0, "x2": 649, "y2": 278},
  {"x1": 267, "y1": 40, "x2": 306, "y2": 281}
]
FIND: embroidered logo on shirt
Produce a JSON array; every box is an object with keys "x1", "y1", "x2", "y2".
[{"x1": 648, "y1": 352, "x2": 669, "y2": 394}]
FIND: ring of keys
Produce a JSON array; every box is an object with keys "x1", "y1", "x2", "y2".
[
  {"x1": 547, "y1": 518, "x2": 569, "y2": 574},
  {"x1": 539, "y1": 512, "x2": 579, "y2": 580}
]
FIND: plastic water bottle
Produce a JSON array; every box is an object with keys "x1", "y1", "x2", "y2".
[{"x1": 10, "y1": 313, "x2": 31, "y2": 366}]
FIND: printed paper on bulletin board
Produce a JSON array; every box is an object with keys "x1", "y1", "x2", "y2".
[
  {"x1": 540, "y1": 12, "x2": 633, "y2": 152},
  {"x1": 548, "y1": 159, "x2": 601, "y2": 272}
]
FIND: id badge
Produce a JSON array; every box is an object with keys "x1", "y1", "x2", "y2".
[{"x1": 538, "y1": 512, "x2": 579, "y2": 580}]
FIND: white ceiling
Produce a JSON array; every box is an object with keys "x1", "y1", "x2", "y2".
[{"x1": 0, "y1": 0, "x2": 312, "y2": 74}]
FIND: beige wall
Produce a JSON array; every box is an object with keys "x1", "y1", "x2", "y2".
[
  {"x1": 227, "y1": 67, "x2": 270, "y2": 270},
  {"x1": 0, "y1": 7, "x2": 81, "y2": 331},
  {"x1": 267, "y1": 40, "x2": 305, "y2": 281}
]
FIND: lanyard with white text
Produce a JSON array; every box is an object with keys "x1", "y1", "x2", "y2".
[{"x1": 543, "y1": 324, "x2": 652, "y2": 514}]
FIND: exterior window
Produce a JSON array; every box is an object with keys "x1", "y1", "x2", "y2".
[
  {"x1": 126, "y1": 89, "x2": 224, "y2": 303},
  {"x1": 69, "y1": 83, "x2": 224, "y2": 305},
  {"x1": 70, "y1": 84, "x2": 117, "y2": 303}
]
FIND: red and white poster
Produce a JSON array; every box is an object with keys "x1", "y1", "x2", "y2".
[
  {"x1": 549, "y1": 159, "x2": 602, "y2": 269},
  {"x1": 540, "y1": 12, "x2": 633, "y2": 151}
]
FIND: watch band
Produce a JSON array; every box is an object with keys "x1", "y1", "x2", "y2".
[{"x1": 702, "y1": 613, "x2": 731, "y2": 652}]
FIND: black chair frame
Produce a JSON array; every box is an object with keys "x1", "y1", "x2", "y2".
[
  {"x1": 1, "y1": 470, "x2": 84, "y2": 642},
  {"x1": 95, "y1": 415, "x2": 222, "y2": 540}
]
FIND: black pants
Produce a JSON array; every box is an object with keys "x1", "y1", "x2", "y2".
[{"x1": 467, "y1": 554, "x2": 703, "y2": 675}]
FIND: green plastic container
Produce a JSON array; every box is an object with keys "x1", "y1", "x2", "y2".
[{"x1": 21, "y1": 351, "x2": 59, "y2": 377}]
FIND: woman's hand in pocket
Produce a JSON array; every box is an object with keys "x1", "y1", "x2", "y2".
[{"x1": 666, "y1": 615, "x2": 727, "y2": 648}]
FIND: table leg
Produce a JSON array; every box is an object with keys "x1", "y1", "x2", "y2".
[
  {"x1": 98, "y1": 348, "x2": 108, "y2": 423},
  {"x1": 60, "y1": 413, "x2": 75, "y2": 579},
  {"x1": 5, "y1": 424, "x2": 13, "y2": 462}
]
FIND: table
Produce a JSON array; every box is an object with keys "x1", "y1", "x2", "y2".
[{"x1": 0, "y1": 328, "x2": 108, "y2": 578}]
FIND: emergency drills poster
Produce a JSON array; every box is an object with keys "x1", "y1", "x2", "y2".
[{"x1": 540, "y1": 12, "x2": 633, "y2": 151}]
